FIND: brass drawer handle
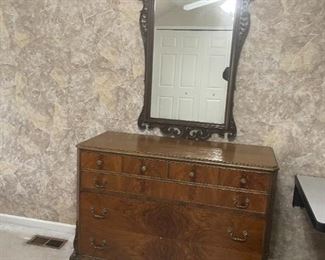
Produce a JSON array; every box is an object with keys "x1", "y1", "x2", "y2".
[
  {"x1": 96, "y1": 159, "x2": 103, "y2": 167},
  {"x1": 90, "y1": 207, "x2": 108, "y2": 219},
  {"x1": 227, "y1": 228, "x2": 248, "y2": 242},
  {"x1": 93, "y1": 177, "x2": 107, "y2": 189},
  {"x1": 189, "y1": 171, "x2": 195, "y2": 178},
  {"x1": 233, "y1": 197, "x2": 250, "y2": 209},
  {"x1": 90, "y1": 238, "x2": 107, "y2": 250},
  {"x1": 141, "y1": 165, "x2": 147, "y2": 173},
  {"x1": 240, "y1": 176, "x2": 248, "y2": 186}
]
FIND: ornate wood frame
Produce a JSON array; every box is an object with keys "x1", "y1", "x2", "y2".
[{"x1": 138, "y1": 0, "x2": 251, "y2": 141}]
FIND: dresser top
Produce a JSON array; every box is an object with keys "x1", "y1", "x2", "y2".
[{"x1": 78, "y1": 131, "x2": 278, "y2": 172}]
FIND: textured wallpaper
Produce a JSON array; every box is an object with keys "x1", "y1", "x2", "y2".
[{"x1": 0, "y1": 0, "x2": 324, "y2": 259}]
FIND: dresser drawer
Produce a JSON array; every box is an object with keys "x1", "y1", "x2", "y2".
[
  {"x1": 169, "y1": 162, "x2": 219, "y2": 185},
  {"x1": 79, "y1": 228, "x2": 262, "y2": 260},
  {"x1": 169, "y1": 161, "x2": 272, "y2": 192},
  {"x1": 218, "y1": 168, "x2": 272, "y2": 193},
  {"x1": 79, "y1": 192, "x2": 265, "y2": 258},
  {"x1": 80, "y1": 150, "x2": 122, "y2": 172},
  {"x1": 122, "y1": 155, "x2": 168, "y2": 178},
  {"x1": 80, "y1": 172, "x2": 268, "y2": 213}
]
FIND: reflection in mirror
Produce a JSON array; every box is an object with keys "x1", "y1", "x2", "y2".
[{"x1": 151, "y1": 0, "x2": 237, "y2": 124}]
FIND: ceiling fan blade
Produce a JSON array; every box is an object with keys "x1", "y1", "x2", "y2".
[{"x1": 183, "y1": 0, "x2": 221, "y2": 11}]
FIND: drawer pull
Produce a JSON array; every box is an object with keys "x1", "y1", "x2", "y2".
[
  {"x1": 240, "y1": 177, "x2": 248, "y2": 186},
  {"x1": 90, "y1": 238, "x2": 107, "y2": 250},
  {"x1": 96, "y1": 159, "x2": 103, "y2": 167},
  {"x1": 93, "y1": 177, "x2": 107, "y2": 189},
  {"x1": 189, "y1": 171, "x2": 195, "y2": 178},
  {"x1": 141, "y1": 165, "x2": 147, "y2": 173},
  {"x1": 90, "y1": 207, "x2": 108, "y2": 219},
  {"x1": 233, "y1": 197, "x2": 250, "y2": 209},
  {"x1": 227, "y1": 228, "x2": 248, "y2": 242}
]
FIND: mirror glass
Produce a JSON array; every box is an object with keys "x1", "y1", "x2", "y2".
[{"x1": 150, "y1": 0, "x2": 237, "y2": 124}]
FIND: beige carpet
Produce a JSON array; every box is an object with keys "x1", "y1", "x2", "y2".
[{"x1": 0, "y1": 223, "x2": 74, "y2": 260}]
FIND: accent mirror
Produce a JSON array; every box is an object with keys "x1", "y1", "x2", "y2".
[{"x1": 138, "y1": 0, "x2": 251, "y2": 140}]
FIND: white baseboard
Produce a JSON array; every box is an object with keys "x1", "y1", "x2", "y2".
[{"x1": 0, "y1": 213, "x2": 76, "y2": 235}]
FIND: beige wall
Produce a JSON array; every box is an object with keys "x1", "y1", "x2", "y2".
[{"x1": 0, "y1": 0, "x2": 325, "y2": 259}]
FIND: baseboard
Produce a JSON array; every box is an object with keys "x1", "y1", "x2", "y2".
[{"x1": 0, "y1": 213, "x2": 76, "y2": 235}]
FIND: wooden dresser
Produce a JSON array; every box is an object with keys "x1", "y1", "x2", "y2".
[{"x1": 70, "y1": 131, "x2": 278, "y2": 260}]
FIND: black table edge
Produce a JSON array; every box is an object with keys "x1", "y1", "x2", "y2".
[{"x1": 293, "y1": 175, "x2": 325, "y2": 232}]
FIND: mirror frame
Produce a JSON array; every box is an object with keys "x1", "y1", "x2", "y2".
[{"x1": 138, "y1": 0, "x2": 251, "y2": 141}]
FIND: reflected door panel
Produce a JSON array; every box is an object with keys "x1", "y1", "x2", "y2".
[
  {"x1": 151, "y1": 30, "x2": 232, "y2": 124},
  {"x1": 199, "y1": 31, "x2": 233, "y2": 123},
  {"x1": 151, "y1": 30, "x2": 201, "y2": 121}
]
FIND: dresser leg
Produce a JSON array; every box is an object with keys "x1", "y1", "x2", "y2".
[{"x1": 70, "y1": 250, "x2": 79, "y2": 260}]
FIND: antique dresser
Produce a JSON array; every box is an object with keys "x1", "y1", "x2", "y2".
[{"x1": 70, "y1": 131, "x2": 278, "y2": 260}]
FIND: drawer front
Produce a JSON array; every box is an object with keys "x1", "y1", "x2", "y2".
[
  {"x1": 169, "y1": 162, "x2": 219, "y2": 185},
  {"x1": 169, "y1": 161, "x2": 272, "y2": 192},
  {"x1": 79, "y1": 192, "x2": 265, "y2": 258},
  {"x1": 80, "y1": 172, "x2": 268, "y2": 213},
  {"x1": 79, "y1": 228, "x2": 262, "y2": 260},
  {"x1": 218, "y1": 168, "x2": 272, "y2": 192},
  {"x1": 122, "y1": 155, "x2": 168, "y2": 178},
  {"x1": 80, "y1": 152, "x2": 272, "y2": 193},
  {"x1": 80, "y1": 150, "x2": 122, "y2": 172}
]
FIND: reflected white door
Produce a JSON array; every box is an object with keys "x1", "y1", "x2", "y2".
[{"x1": 151, "y1": 29, "x2": 232, "y2": 124}]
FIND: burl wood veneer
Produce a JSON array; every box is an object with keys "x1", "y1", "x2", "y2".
[{"x1": 70, "y1": 131, "x2": 278, "y2": 260}]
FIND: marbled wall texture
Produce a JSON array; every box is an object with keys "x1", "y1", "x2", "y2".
[{"x1": 0, "y1": 0, "x2": 324, "y2": 259}]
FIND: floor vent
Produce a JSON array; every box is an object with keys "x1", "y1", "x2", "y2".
[{"x1": 26, "y1": 235, "x2": 67, "y2": 249}]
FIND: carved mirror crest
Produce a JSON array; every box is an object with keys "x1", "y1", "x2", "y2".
[{"x1": 138, "y1": 0, "x2": 251, "y2": 141}]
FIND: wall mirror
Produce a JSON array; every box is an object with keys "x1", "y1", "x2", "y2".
[{"x1": 138, "y1": 0, "x2": 251, "y2": 140}]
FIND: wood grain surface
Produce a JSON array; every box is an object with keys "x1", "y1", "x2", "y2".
[
  {"x1": 80, "y1": 171, "x2": 269, "y2": 214},
  {"x1": 79, "y1": 228, "x2": 263, "y2": 260},
  {"x1": 79, "y1": 192, "x2": 265, "y2": 251},
  {"x1": 72, "y1": 131, "x2": 278, "y2": 260},
  {"x1": 79, "y1": 193, "x2": 264, "y2": 259},
  {"x1": 77, "y1": 131, "x2": 278, "y2": 171}
]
